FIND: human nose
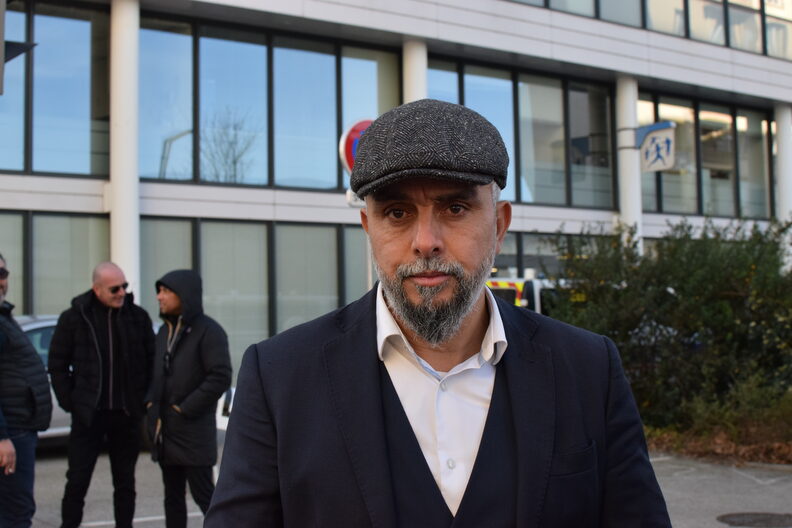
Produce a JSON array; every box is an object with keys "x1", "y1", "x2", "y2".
[{"x1": 411, "y1": 213, "x2": 443, "y2": 258}]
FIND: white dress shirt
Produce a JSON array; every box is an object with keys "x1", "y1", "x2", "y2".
[{"x1": 376, "y1": 284, "x2": 508, "y2": 515}]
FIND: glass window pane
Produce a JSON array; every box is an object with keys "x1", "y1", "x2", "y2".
[
  {"x1": 518, "y1": 74, "x2": 565, "y2": 205},
  {"x1": 737, "y1": 110, "x2": 769, "y2": 218},
  {"x1": 523, "y1": 233, "x2": 560, "y2": 279},
  {"x1": 658, "y1": 98, "x2": 698, "y2": 213},
  {"x1": 344, "y1": 226, "x2": 375, "y2": 303},
  {"x1": 700, "y1": 104, "x2": 735, "y2": 216},
  {"x1": 646, "y1": 0, "x2": 686, "y2": 35},
  {"x1": 32, "y1": 215, "x2": 109, "y2": 315},
  {"x1": 0, "y1": 4, "x2": 26, "y2": 171},
  {"x1": 341, "y1": 47, "x2": 399, "y2": 187},
  {"x1": 199, "y1": 27, "x2": 268, "y2": 185},
  {"x1": 0, "y1": 213, "x2": 25, "y2": 314},
  {"x1": 33, "y1": 5, "x2": 109, "y2": 175},
  {"x1": 493, "y1": 232, "x2": 518, "y2": 278},
  {"x1": 766, "y1": 17, "x2": 792, "y2": 59},
  {"x1": 550, "y1": 0, "x2": 594, "y2": 17},
  {"x1": 275, "y1": 224, "x2": 337, "y2": 333},
  {"x1": 139, "y1": 20, "x2": 193, "y2": 180},
  {"x1": 428, "y1": 60, "x2": 459, "y2": 104},
  {"x1": 689, "y1": 0, "x2": 726, "y2": 45},
  {"x1": 600, "y1": 0, "x2": 642, "y2": 26},
  {"x1": 273, "y1": 37, "x2": 336, "y2": 189},
  {"x1": 511, "y1": 0, "x2": 543, "y2": 5},
  {"x1": 638, "y1": 95, "x2": 658, "y2": 212},
  {"x1": 464, "y1": 66, "x2": 515, "y2": 202},
  {"x1": 728, "y1": 6, "x2": 762, "y2": 53},
  {"x1": 766, "y1": 0, "x2": 792, "y2": 21},
  {"x1": 140, "y1": 218, "x2": 192, "y2": 320},
  {"x1": 201, "y1": 221, "x2": 268, "y2": 383},
  {"x1": 568, "y1": 82, "x2": 613, "y2": 208}
]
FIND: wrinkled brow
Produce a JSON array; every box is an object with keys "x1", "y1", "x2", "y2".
[{"x1": 370, "y1": 184, "x2": 479, "y2": 204}]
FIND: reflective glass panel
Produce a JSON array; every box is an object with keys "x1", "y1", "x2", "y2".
[
  {"x1": 600, "y1": 0, "x2": 642, "y2": 26},
  {"x1": 689, "y1": 0, "x2": 726, "y2": 45},
  {"x1": 512, "y1": 0, "x2": 543, "y2": 5},
  {"x1": 275, "y1": 224, "x2": 337, "y2": 333},
  {"x1": 737, "y1": 110, "x2": 769, "y2": 218},
  {"x1": 638, "y1": 95, "x2": 658, "y2": 212},
  {"x1": 139, "y1": 20, "x2": 192, "y2": 180},
  {"x1": 32, "y1": 215, "x2": 109, "y2": 315},
  {"x1": 0, "y1": 213, "x2": 25, "y2": 314},
  {"x1": 464, "y1": 66, "x2": 515, "y2": 202},
  {"x1": 550, "y1": 0, "x2": 594, "y2": 17},
  {"x1": 568, "y1": 82, "x2": 613, "y2": 208},
  {"x1": 273, "y1": 38, "x2": 336, "y2": 189},
  {"x1": 341, "y1": 47, "x2": 399, "y2": 187},
  {"x1": 493, "y1": 233, "x2": 518, "y2": 278},
  {"x1": 700, "y1": 104, "x2": 735, "y2": 216},
  {"x1": 658, "y1": 98, "x2": 697, "y2": 213},
  {"x1": 766, "y1": 0, "x2": 792, "y2": 20},
  {"x1": 428, "y1": 60, "x2": 459, "y2": 104},
  {"x1": 33, "y1": 5, "x2": 109, "y2": 175},
  {"x1": 344, "y1": 226, "x2": 375, "y2": 303},
  {"x1": 201, "y1": 221, "x2": 268, "y2": 382},
  {"x1": 646, "y1": 0, "x2": 686, "y2": 35},
  {"x1": 0, "y1": 3, "x2": 26, "y2": 171},
  {"x1": 766, "y1": 17, "x2": 792, "y2": 59},
  {"x1": 518, "y1": 74, "x2": 565, "y2": 205},
  {"x1": 199, "y1": 27, "x2": 268, "y2": 185},
  {"x1": 523, "y1": 233, "x2": 560, "y2": 279},
  {"x1": 140, "y1": 218, "x2": 192, "y2": 320},
  {"x1": 728, "y1": 6, "x2": 762, "y2": 53}
]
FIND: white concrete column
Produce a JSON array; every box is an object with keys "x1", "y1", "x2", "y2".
[
  {"x1": 616, "y1": 75, "x2": 643, "y2": 253},
  {"x1": 402, "y1": 39, "x2": 427, "y2": 103},
  {"x1": 109, "y1": 0, "x2": 141, "y2": 294},
  {"x1": 775, "y1": 103, "x2": 792, "y2": 223}
]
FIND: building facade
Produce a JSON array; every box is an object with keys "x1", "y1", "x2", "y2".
[{"x1": 1, "y1": 0, "x2": 791, "y2": 377}]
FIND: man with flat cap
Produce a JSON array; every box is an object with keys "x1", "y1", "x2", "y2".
[{"x1": 206, "y1": 99, "x2": 671, "y2": 527}]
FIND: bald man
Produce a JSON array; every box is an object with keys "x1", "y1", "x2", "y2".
[{"x1": 49, "y1": 262, "x2": 155, "y2": 528}]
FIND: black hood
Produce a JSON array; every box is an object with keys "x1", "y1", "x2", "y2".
[{"x1": 155, "y1": 269, "x2": 203, "y2": 323}]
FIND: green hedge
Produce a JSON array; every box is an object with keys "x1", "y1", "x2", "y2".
[{"x1": 543, "y1": 221, "x2": 792, "y2": 430}]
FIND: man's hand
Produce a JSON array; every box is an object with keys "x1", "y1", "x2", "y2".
[{"x1": 0, "y1": 438, "x2": 16, "y2": 475}]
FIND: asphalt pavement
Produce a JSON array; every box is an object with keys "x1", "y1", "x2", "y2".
[{"x1": 30, "y1": 442, "x2": 792, "y2": 527}]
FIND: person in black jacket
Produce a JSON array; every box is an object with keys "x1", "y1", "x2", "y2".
[
  {"x1": 146, "y1": 269, "x2": 231, "y2": 528},
  {"x1": 48, "y1": 262, "x2": 155, "y2": 528},
  {"x1": 0, "y1": 253, "x2": 52, "y2": 528}
]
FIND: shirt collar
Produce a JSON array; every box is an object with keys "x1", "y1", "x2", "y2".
[{"x1": 375, "y1": 283, "x2": 508, "y2": 365}]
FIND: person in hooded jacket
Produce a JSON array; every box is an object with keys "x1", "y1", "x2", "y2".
[{"x1": 146, "y1": 269, "x2": 232, "y2": 528}]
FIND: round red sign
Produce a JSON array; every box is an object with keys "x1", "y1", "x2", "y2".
[{"x1": 339, "y1": 120, "x2": 373, "y2": 174}]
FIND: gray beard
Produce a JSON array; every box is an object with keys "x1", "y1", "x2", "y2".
[{"x1": 376, "y1": 249, "x2": 495, "y2": 347}]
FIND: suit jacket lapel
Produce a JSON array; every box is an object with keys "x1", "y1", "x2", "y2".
[
  {"x1": 322, "y1": 289, "x2": 397, "y2": 528},
  {"x1": 499, "y1": 302, "x2": 556, "y2": 528}
]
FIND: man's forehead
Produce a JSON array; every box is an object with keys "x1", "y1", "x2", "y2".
[{"x1": 369, "y1": 179, "x2": 484, "y2": 202}]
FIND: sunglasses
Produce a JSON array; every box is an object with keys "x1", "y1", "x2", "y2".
[
  {"x1": 109, "y1": 282, "x2": 129, "y2": 294},
  {"x1": 0, "y1": 268, "x2": 8, "y2": 279}
]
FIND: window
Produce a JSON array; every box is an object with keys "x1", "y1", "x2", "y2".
[
  {"x1": 699, "y1": 104, "x2": 735, "y2": 216},
  {"x1": 199, "y1": 27, "x2": 268, "y2": 185},
  {"x1": 139, "y1": 19, "x2": 193, "y2": 180},
  {"x1": 766, "y1": 0, "x2": 792, "y2": 59},
  {"x1": 638, "y1": 95, "x2": 659, "y2": 212},
  {"x1": 0, "y1": 213, "x2": 25, "y2": 313},
  {"x1": 33, "y1": 4, "x2": 109, "y2": 175},
  {"x1": 568, "y1": 82, "x2": 613, "y2": 208},
  {"x1": 517, "y1": 74, "x2": 565, "y2": 205},
  {"x1": 728, "y1": 0, "x2": 762, "y2": 53},
  {"x1": 428, "y1": 60, "x2": 459, "y2": 104},
  {"x1": 646, "y1": 0, "x2": 686, "y2": 35},
  {"x1": 201, "y1": 221, "x2": 269, "y2": 381},
  {"x1": 689, "y1": 0, "x2": 726, "y2": 45},
  {"x1": 273, "y1": 37, "x2": 336, "y2": 189},
  {"x1": 493, "y1": 233, "x2": 518, "y2": 278},
  {"x1": 737, "y1": 110, "x2": 770, "y2": 218},
  {"x1": 550, "y1": 0, "x2": 594, "y2": 17},
  {"x1": 600, "y1": 0, "x2": 642, "y2": 26},
  {"x1": 0, "y1": 2, "x2": 26, "y2": 171},
  {"x1": 464, "y1": 66, "x2": 516, "y2": 202},
  {"x1": 658, "y1": 98, "x2": 698, "y2": 214},
  {"x1": 32, "y1": 215, "x2": 109, "y2": 315},
  {"x1": 140, "y1": 218, "x2": 192, "y2": 320},
  {"x1": 275, "y1": 224, "x2": 338, "y2": 333},
  {"x1": 344, "y1": 226, "x2": 374, "y2": 303}
]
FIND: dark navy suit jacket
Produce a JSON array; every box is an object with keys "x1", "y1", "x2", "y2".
[{"x1": 206, "y1": 288, "x2": 671, "y2": 527}]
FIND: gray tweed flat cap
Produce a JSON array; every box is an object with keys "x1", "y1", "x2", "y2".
[{"x1": 350, "y1": 99, "x2": 508, "y2": 197}]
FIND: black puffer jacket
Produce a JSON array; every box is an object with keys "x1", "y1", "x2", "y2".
[
  {"x1": 48, "y1": 291, "x2": 155, "y2": 428},
  {"x1": 0, "y1": 301, "x2": 52, "y2": 437},
  {"x1": 147, "y1": 270, "x2": 232, "y2": 466}
]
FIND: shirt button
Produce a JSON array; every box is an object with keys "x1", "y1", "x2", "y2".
[
  {"x1": 447, "y1": 458, "x2": 456, "y2": 469},
  {"x1": 439, "y1": 381, "x2": 448, "y2": 391}
]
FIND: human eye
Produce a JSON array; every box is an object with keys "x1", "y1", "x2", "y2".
[
  {"x1": 447, "y1": 203, "x2": 468, "y2": 216},
  {"x1": 385, "y1": 207, "x2": 407, "y2": 220}
]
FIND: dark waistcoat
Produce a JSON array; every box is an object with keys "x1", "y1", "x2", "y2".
[{"x1": 380, "y1": 361, "x2": 517, "y2": 528}]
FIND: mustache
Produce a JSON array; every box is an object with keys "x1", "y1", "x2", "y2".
[{"x1": 395, "y1": 257, "x2": 465, "y2": 282}]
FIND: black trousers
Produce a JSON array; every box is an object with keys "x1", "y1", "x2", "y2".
[
  {"x1": 160, "y1": 464, "x2": 214, "y2": 528},
  {"x1": 60, "y1": 410, "x2": 141, "y2": 528}
]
